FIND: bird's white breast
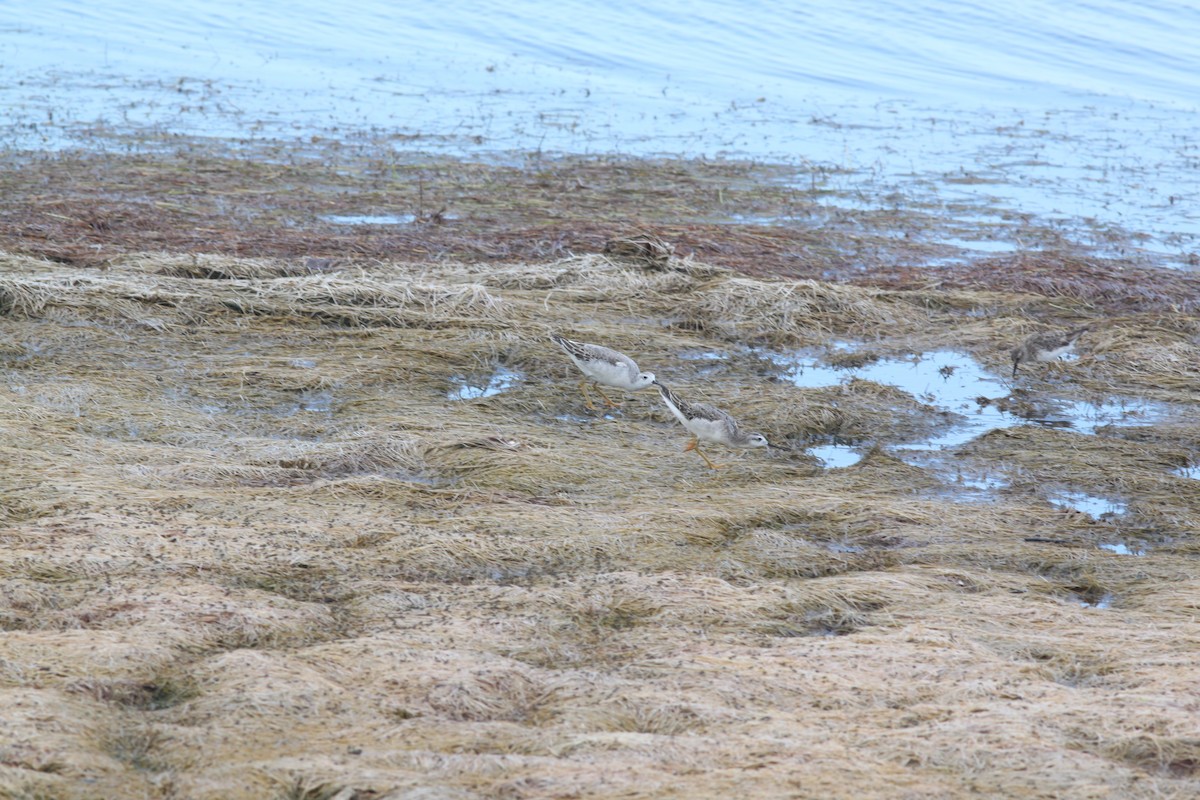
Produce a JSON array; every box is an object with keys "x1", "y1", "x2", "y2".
[{"x1": 1036, "y1": 344, "x2": 1074, "y2": 362}]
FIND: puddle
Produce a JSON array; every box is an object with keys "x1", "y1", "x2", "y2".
[
  {"x1": 1049, "y1": 491, "x2": 1126, "y2": 519},
  {"x1": 678, "y1": 350, "x2": 729, "y2": 361},
  {"x1": 769, "y1": 346, "x2": 1170, "y2": 450},
  {"x1": 1076, "y1": 592, "x2": 1115, "y2": 610},
  {"x1": 940, "y1": 237, "x2": 1020, "y2": 253},
  {"x1": 931, "y1": 464, "x2": 1010, "y2": 503},
  {"x1": 321, "y1": 214, "x2": 417, "y2": 226},
  {"x1": 1046, "y1": 398, "x2": 1163, "y2": 434},
  {"x1": 1174, "y1": 465, "x2": 1200, "y2": 480},
  {"x1": 952, "y1": 473, "x2": 1008, "y2": 493},
  {"x1": 677, "y1": 349, "x2": 730, "y2": 376},
  {"x1": 1099, "y1": 542, "x2": 1146, "y2": 556},
  {"x1": 773, "y1": 358, "x2": 846, "y2": 389},
  {"x1": 771, "y1": 348, "x2": 1011, "y2": 448},
  {"x1": 448, "y1": 366, "x2": 521, "y2": 400},
  {"x1": 808, "y1": 444, "x2": 864, "y2": 469}
]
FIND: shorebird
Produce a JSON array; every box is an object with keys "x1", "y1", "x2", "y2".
[
  {"x1": 550, "y1": 334, "x2": 656, "y2": 410},
  {"x1": 654, "y1": 380, "x2": 769, "y2": 469},
  {"x1": 1011, "y1": 326, "x2": 1089, "y2": 378}
]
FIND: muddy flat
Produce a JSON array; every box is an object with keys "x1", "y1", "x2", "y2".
[{"x1": 2, "y1": 145, "x2": 1199, "y2": 799}]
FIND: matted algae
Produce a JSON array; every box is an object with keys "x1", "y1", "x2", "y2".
[{"x1": 2, "y1": 251, "x2": 1200, "y2": 799}]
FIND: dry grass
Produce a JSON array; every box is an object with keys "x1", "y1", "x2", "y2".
[{"x1": 2, "y1": 249, "x2": 1200, "y2": 799}]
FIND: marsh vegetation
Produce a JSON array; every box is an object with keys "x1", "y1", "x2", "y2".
[{"x1": 1, "y1": 145, "x2": 1199, "y2": 799}]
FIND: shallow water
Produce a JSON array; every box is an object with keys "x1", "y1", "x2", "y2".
[
  {"x1": 448, "y1": 366, "x2": 521, "y2": 400},
  {"x1": 1173, "y1": 465, "x2": 1200, "y2": 481},
  {"x1": 2, "y1": 0, "x2": 1198, "y2": 261},
  {"x1": 1099, "y1": 542, "x2": 1146, "y2": 557},
  {"x1": 1050, "y1": 491, "x2": 1127, "y2": 520},
  {"x1": 1076, "y1": 592, "x2": 1115, "y2": 610},
  {"x1": 808, "y1": 444, "x2": 864, "y2": 469},
  {"x1": 772, "y1": 347, "x2": 1169, "y2": 451},
  {"x1": 321, "y1": 214, "x2": 417, "y2": 226}
]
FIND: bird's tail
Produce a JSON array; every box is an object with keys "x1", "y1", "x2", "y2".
[{"x1": 654, "y1": 381, "x2": 695, "y2": 418}]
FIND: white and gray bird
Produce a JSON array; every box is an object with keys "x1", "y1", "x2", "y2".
[
  {"x1": 654, "y1": 380, "x2": 769, "y2": 469},
  {"x1": 550, "y1": 334, "x2": 656, "y2": 411},
  {"x1": 1011, "y1": 326, "x2": 1089, "y2": 378}
]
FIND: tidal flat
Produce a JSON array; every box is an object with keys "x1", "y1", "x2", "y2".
[{"x1": 2, "y1": 143, "x2": 1199, "y2": 799}]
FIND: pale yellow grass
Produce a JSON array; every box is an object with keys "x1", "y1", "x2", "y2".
[{"x1": 2, "y1": 251, "x2": 1199, "y2": 799}]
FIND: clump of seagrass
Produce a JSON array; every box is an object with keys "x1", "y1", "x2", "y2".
[
  {"x1": 603, "y1": 230, "x2": 676, "y2": 270},
  {"x1": 678, "y1": 277, "x2": 923, "y2": 345},
  {"x1": 128, "y1": 253, "x2": 320, "y2": 281}
]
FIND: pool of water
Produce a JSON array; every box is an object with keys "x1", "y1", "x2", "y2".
[
  {"x1": 770, "y1": 347, "x2": 1170, "y2": 451},
  {"x1": 1075, "y1": 592, "x2": 1115, "y2": 610},
  {"x1": 321, "y1": 214, "x2": 417, "y2": 226},
  {"x1": 1099, "y1": 542, "x2": 1146, "y2": 557},
  {"x1": 808, "y1": 444, "x2": 864, "y2": 469},
  {"x1": 1050, "y1": 491, "x2": 1127, "y2": 519},
  {"x1": 1173, "y1": 464, "x2": 1200, "y2": 481},
  {"x1": 448, "y1": 366, "x2": 522, "y2": 400},
  {"x1": 2, "y1": 0, "x2": 1198, "y2": 262}
]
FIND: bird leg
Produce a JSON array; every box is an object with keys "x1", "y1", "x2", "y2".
[
  {"x1": 684, "y1": 438, "x2": 723, "y2": 469},
  {"x1": 577, "y1": 380, "x2": 599, "y2": 411},
  {"x1": 591, "y1": 382, "x2": 621, "y2": 408}
]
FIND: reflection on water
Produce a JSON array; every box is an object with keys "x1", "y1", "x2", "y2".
[
  {"x1": 1099, "y1": 542, "x2": 1146, "y2": 557},
  {"x1": 808, "y1": 444, "x2": 863, "y2": 469},
  {"x1": 678, "y1": 350, "x2": 730, "y2": 361},
  {"x1": 449, "y1": 366, "x2": 521, "y2": 400},
  {"x1": 321, "y1": 214, "x2": 417, "y2": 226},
  {"x1": 2, "y1": 1, "x2": 1198, "y2": 260},
  {"x1": 938, "y1": 466, "x2": 1010, "y2": 502},
  {"x1": 1049, "y1": 491, "x2": 1126, "y2": 519},
  {"x1": 1175, "y1": 465, "x2": 1200, "y2": 481},
  {"x1": 772, "y1": 348, "x2": 1008, "y2": 449},
  {"x1": 1076, "y1": 593, "x2": 1115, "y2": 610},
  {"x1": 771, "y1": 347, "x2": 1169, "y2": 451}
]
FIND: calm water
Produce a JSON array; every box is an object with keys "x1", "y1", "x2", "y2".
[{"x1": 2, "y1": 0, "x2": 1198, "y2": 258}]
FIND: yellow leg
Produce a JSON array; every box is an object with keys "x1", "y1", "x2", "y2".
[
  {"x1": 592, "y1": 383, "x2": 620, "y2": 408},
  {"x1": 684, "y1": 438, "x2": 723, "y2": 469},
  {"x1": 577, "y1": 380, "x2": 598, "y2": 411}
]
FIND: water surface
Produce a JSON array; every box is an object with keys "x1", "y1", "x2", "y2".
[{"x1": 2, "y1": 0, "x2": 1198, "y2": 259}]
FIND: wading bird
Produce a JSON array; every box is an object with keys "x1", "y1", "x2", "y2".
[
  {"x1": 654, "y1": 380, "x2": 769, "y2": 469},
  {"x1": 1011, "y1": 327, "x2": 1089, "y2": 378},
  {"x1": 551, "y1": 334, "x2": 656, "y2": 411}
]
